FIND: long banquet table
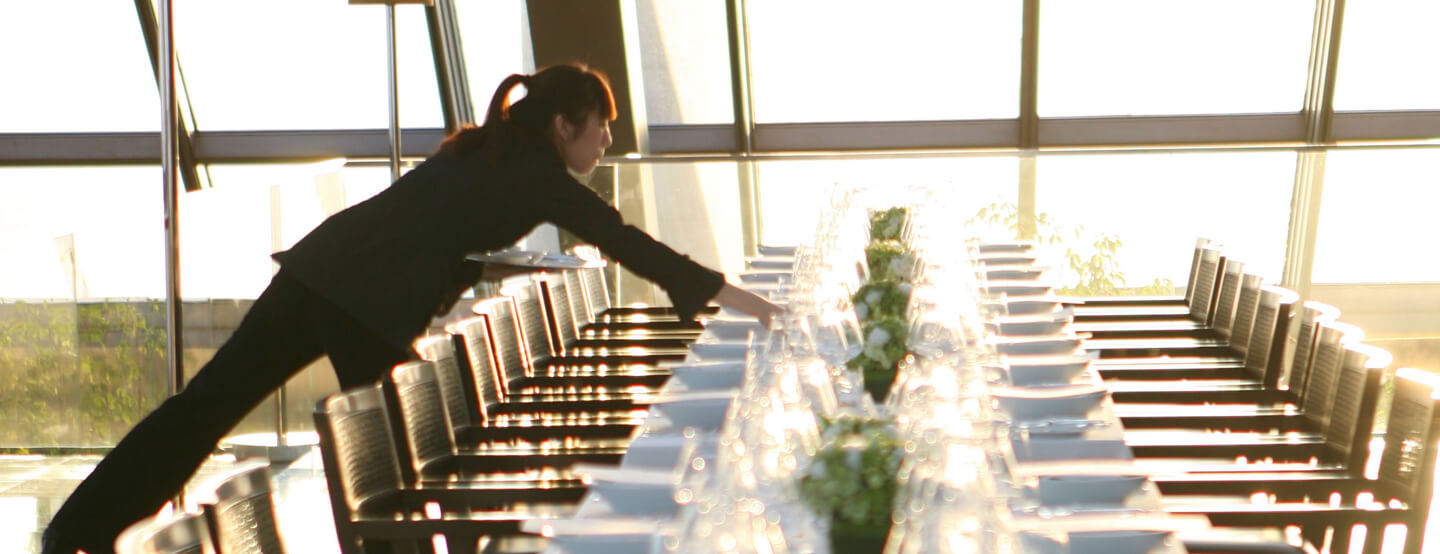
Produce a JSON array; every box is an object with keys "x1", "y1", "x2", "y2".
[{"x1": 518, "y1": 223, "x2": 1308, "y2": 553}]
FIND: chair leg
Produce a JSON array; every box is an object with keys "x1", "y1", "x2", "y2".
[
  {"x1": 1330, "y1": 523, "x2": 1354, "y2": 554},
  {"x1": 1361, "y1": 523, "x2": 1385, "y2": 554}
]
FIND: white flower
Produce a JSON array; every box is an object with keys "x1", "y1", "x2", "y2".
[
  {"x1": 846, "y1": 448, "x2": 862, "y2": 470},
  {"x1": 810, "y1": 460, "x2": 829, "y2": 479},
  {"x1": 867, "y1": 327, "x2": 891, "y2": 347},
  {"x1": 865, "y1": 290, "x2": 883, "y2": 305},
  {"x1": 898, "y1": 282, "x2": 913, "y2": 296},
  {"x1": 855, "y1": 303, "x2": 869, "y2": 321}
]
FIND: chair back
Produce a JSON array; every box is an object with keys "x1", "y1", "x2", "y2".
[
  {"x1": 206, "y1": 465, "x2": 284, "y2": 554},
  {"x1": 389, "y1": 361, "x2": 458, "y2": 473},
  {"x1": 1377, "y1": 368, "x2": 1440, "y2": 518},
  {"x1": 1244, "y1": 285, "x2": 1299, "y2": 389},
  {"x1": 414, "y1": 335, "x2": 473, "y2": 434},
  {"x1": 540, "y1": 272, "x2": 581, "y2": 350},
  {"x1": 474, "y1": 296, "x2": 531, "y2": 388},
  {"x1": 1210, "y1": 260, "x2": 1244, "y2": 335},
  {"x1": 581, "y1": 266, "x2": 612, "y2": 320},
  {"x1": 1300, "y1": 321, "x2": 1365, "y2": 430},
  {"x1": 1284, "y1": 301, "x2": 1341, "y2": 398},
  {"x1": 453, "y1": 314, "x2": 505, "y2": 415},
  {"x1": 1187, "y1": 247, "x2": 1224, "y2": 322},
  {"x1": 1227, "y1": 273, "x2": 1264, "y2": 355},
  {"x1": 136, "y1": 513, "x2": 217, "y2": 554},
  {"x1": 1323, "y1": 343, "x2": 1390, "y2": 470},
  {"x1": 564, "y1": 269, "x2": 595, "y2": 326},
  {"x1": 314, "y1": 386, "x2": 403, "y2": 516},
  {"x1": 1182, "y1": 237, "x2": 1214, "y2": 309},
  {"x1": 512, "y1": 279, "x2": 558, "y2": 365}
]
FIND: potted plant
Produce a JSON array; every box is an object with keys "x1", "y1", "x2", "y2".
[{"x1": 799, "y1": 415, "x2": 903, "y2": 553}]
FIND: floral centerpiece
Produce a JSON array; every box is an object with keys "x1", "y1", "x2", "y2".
[
  {"x1": 864, "y1": 240, "x2": 917, "y2": 283},
  {"x1": 800, "y1": 415, "x2": 903, "y2": 552},
  {"x1": 869, "y1": 206, "x2": 908, "y2": 242},
  {"x1": 846, "y1": 207, "x2": 918, "y2": 403}
]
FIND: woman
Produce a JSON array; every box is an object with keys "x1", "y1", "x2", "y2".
[{"x1": 43, "y1": 63, "x2": 780, "y2": 554}]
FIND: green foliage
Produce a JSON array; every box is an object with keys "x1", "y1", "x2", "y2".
[
  {"x1": 966, "y1": 202, "x2": 1174, "y2": 297},
  {"x1": 851, "y1": 280, "x2": 911, "y2": 322},
  {"x1": 0, "y1": 301, "x2": 165, "y2": 448},
  {"x1": 799, "y1": 415, "x2": 903, "y2": 529},
  {"x1": 864, "y1": 240, "x2": 915, "y2": 283},
  {"x1": 847, "y1": 315, "x2": 909, "y2": 376},
  {"x1": 868, "y1": 207, "x2": 908, "y2": 242}
]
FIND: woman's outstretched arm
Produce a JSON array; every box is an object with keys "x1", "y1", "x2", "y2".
[{"x1": 713, "y1": 282, "x2": 783, "y2": 326}]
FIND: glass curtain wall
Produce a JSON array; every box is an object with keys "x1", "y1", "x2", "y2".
[{"x1": 4, "y1": 0, "x2": 1440, "y2": 451}]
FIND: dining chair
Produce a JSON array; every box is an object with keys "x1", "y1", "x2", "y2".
[
  {"x1": 474, "y1": 296, "x2": 672, "y2": 391},
  {"x1": 385, "y1": 360, "x2": 620, "y2": 486},
  {"x1": 313, "y1": 386, "x2": 574, "y2": 554},
  {"x1": 417, "y1": 326, "x2": 644, "y2": 442},
  {"x1": 1160, "y1": 367, "x2": 1440, "y2": 554},
  {"x1": 203, "y1": 464, "x2": 285, "y2": 554}
]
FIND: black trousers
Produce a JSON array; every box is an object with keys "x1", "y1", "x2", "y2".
[{"x1": 44, "y1": 270, "x2": 414, "y2": 554}]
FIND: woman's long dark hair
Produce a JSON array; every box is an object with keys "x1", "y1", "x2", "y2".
[{"x1": 437, "y1": 63, "x2": 617, "y2": 165}]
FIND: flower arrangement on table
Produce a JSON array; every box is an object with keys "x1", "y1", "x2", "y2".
[
  {"x1": 845, "y1": 206, "x2": 917, "y2": 403},
  {"x1": 800, "y1": 414, "x2": 903, "y2": 551}
]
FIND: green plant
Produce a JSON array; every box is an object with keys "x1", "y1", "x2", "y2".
[
  {"x1": 864, "y1": 240, "x2": 915, "y2": 283},
  {"x1": 869, "y1": 207, "x2": 908, "y2": 242},
  {"x1": 0, "y1": 300, "x2": 165, "y2": 449},
  {"x1": 799, "y1": 415, "x2": 902, "y2": 530},
  {"x1": 967, "y1": 202, "x2": 1174, "y2": 296},
  {"x1": 851, "y1": 280, "x2": 912, "y2": 322}
]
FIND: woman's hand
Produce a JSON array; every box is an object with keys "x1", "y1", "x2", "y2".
[{"x1": 713, "y1": 282, "x2": 784, "y2": 327}]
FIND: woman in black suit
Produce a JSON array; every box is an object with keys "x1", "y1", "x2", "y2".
[{"x1": 43, "y1": 63, "x2": 780, "y2": 554}]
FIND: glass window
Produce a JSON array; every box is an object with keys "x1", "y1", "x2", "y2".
[
  {"x1": 746, "y1": 1, "x2": 1022, "y2": 123},
  {"x1": 0, "y1": 167, "x2": 167, "y2": 447},
  {"x1": 1333, "y1": 0, "x2": 1440, "y2": 111},
  {"x1": 177, "y1": 0, "x2": 443, "y2": 130},
  {"x1": 0, "y1": 1, "x2": 158, "y2": 132},
  {"x1": 635, "y1": 0, "x2": 734, "y2": 125},
  {"x1": 1039, "y1": 1, "x2": 1313, "y2": 117},
  {"x1": 1036, "y1": 151, "x2": 1296, "y2": 294},
  {"x1": 1312, "y1": 148, "x2": 1440, "y2": 283},
  {"x1": 755, "y1": 156, "x2": 1018, "y2": 247},
  {"x1": 454, "y1": 0, "x2": 530, "y2": 119}
]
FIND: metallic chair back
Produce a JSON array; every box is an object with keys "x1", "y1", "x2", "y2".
[
  {"x1": 1371, "y1": 368, "x2": 1440, "y2": 553},
  {"x1": 1245, "y1": 285, "x2": 1299, "y2": 389},
  {"x1": 581, "y1": 266, "x2": 611, "y2": 320},
  {"x1": 541, "y1": 272, "x2": 581, "y2": 350},
  {"x1": 313, "y1": 386, "x2": 403, "y2": 519},
  {"x1": 1182, "y1": 237, "x2": 1215, "y2": 309},
  {"x1": 389, "y1": 361, "x2": 458, "y2": 474},
  {"x1": 1210, "y1": 260, "x2": 1245, "y2": 336},
  {"x1": 474, "y1": 296, "x2": 530, "y2": 390},
  {"x1": 1227, "y1": 273, "x2": 1265, "y2": 355},
  {"x1": 1300, "y1": 321, "x2": 1365, "y2": 432},
  {"x1": 1323, "y1": 343, "x2": 1390, "y2": 468},
  {"x1": 453, "y1": 314, "x2": 505, "y2": 417},
  {"x1": 137, "y1": 513, "x2": 216, "y2": 554},
  {"x1": 564, "y1": 268, "x2": 595, "y2": 326},
  {"x1": 206, "y1": 465, "x2": 284, "y2": 554},
  {"x1": 414, "y1": 335, "x2": 473, "y2": 434},
  {"x1": 1285, "y1": 301, "x2": 1341, "y2": 401},
  {"x1": 1187, "y1": 247, "x2": 1224, "y2": 323},
  {"x1": 512, "y1": 279, "x2": 557, "y2": 366}
]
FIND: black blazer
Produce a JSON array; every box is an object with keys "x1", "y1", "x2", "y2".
[{"x1": 272, "y1": 145, "x2": 725, "y2": 349}]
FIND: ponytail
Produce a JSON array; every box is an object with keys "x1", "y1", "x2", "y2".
[
  {"x1": 437, "y1": 63, "x2": 616, "y2": 163},
  {"x1": 484, "y1": 74, "x2": 528, "y2": 125}
]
